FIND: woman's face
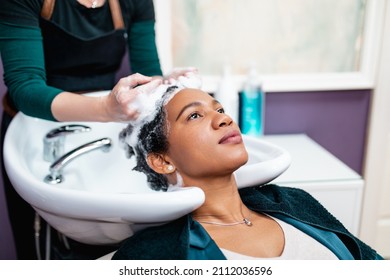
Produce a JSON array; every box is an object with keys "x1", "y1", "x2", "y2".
[{"x1": 164, "y1": 88, "x2": 248, "y2": 184}]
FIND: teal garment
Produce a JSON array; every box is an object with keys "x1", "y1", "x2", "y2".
[
  {"x1": 112, "y1": 185, "x2": 384, "y2": 260},
  {"x1": 187, "y1": 216, "x2": 354, "y2": 260},
  {"x1": 129, "y1": 21, "x2": 161, "y2": 75},
  {"x1": 0, "y1": 23, "x2": 63, "y2": 120},
  {"x1": 0, "y1": 0, "x2": 162, "y2": 121},
  {"x1": 187, "y1": 220, "x2": 226, "y2": 260}
]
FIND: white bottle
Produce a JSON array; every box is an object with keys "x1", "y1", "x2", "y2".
[{"x1": 214, "y1": 65, "x2": 239, "y2": 124}]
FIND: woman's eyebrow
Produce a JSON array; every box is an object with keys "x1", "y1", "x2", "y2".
[
  {"x1": 175, "y1": 99, "x2": 220, "y2": 121},
  {"x1": 175, "y1": 101, "x2": 202, "y2": 121},
  {"x1": 213, "y1": 99, "x2": 221, "y2": 106}
]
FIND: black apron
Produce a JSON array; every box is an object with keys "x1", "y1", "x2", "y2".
[{"x1": 39, "y1": 0, "x2": 127, "y2": 92}]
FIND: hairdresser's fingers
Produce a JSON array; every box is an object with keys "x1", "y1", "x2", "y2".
[
  {"x1": 115, "y1": 79, "x2": 162, "y2": 120},
  {"x1": 107, "y1": 74, "x2": 163, "y2": 122},
  {"x1": 112, "y1": 77, "x2": 159, "y2": 103},
  {"x1": 124, "y1": 108, "x2": 140, "y2": 120},
  {"x1": 113, "y1": 73, "x2": 154, "y2": 98},
  {"x1": 109, "y1": 97, "x2": 140, "y2": 122},
  {"x1": 124, "y1": 79, "x2": 162, "y2": 116},
  {"x1": 120, "y1": 79, "x2": 160, "y2": 107},
  {"x1": 111, "y1": 74, "x2": 147, "y2": 102},
  {"x1": 125, "y1": 73, "x2": 154, "y2": 88},
  {"x1": 133, "y1": 78, "x2": 162, "y2": 95}
]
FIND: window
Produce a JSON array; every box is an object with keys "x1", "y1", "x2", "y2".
[{"x1": 154, "y1": 0, "x2": 384, "y2": 92}]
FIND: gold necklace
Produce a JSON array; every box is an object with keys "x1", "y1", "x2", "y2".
[{"x1": 195, "y1": 211, "x2": 253, "y2": 227}]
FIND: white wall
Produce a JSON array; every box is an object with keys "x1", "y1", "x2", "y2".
[{"x1": 360, "y1": 0, "x2": 390, "y2": 258}]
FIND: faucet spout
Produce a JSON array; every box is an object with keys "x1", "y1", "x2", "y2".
[
  {"x1": 44, "y1": 137, "x2": 112, "y2": 184},
  {"x1": 43, "y1": 124, "x2": 92, "y2": 162}
]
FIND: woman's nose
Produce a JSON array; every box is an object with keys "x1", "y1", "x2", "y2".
[{"x1": 213, "y1": 112, "x2": 233, "y2": 128}]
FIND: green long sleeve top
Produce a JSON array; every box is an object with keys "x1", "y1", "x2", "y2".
[{"x1": 0, "y1": 0, "x2": 162, "y2": 120}]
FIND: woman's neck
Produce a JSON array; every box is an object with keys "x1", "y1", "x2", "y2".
[{"x1": 190, "y1": 176, "x2": 250, "y2": 223}]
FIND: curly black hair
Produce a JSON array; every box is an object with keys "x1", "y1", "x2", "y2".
[{"x1": 119, "y1": 86, "x2": 179, "y2": 191}]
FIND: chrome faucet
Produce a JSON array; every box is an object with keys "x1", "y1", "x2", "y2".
[
  {"x1": 44, "y1": 137, "x2": 112, "y2": 184},
  {"x1": 43, "y1": 124, "x2": 91, "y2": 162}
]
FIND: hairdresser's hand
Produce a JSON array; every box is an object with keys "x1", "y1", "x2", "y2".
[
  {"x1": 164, "y1": 67, "x2": 198, "y2": 84},
  {"x1": 105, "y1": 73, "x2": 162, "y2": 122}
]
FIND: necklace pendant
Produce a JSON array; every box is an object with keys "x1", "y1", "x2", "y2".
[
  {"x1": 91, "y1": 0, "x2": 98, "y2": 8},
  {"x1": 243, "y1": 218, "x2": 252, "y2": 226}
]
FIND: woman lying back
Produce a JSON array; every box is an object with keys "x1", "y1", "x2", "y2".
[{"x1": 115, "y1": 77, "x2": 383, "y2": 260}]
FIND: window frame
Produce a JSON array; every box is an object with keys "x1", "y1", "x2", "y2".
[{"x1": 154, "y1": 0, "x2": 385, "y2": 93}]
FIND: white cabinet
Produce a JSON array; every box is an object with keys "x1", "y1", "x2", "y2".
[{"x1": 264, "y1": 134, "x2": 363, "y2": 236}]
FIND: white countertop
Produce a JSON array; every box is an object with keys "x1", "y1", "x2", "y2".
[{"x1": 262, "y1": 134, "x2": 362, "y2": 185}]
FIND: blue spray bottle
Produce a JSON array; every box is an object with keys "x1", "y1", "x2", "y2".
[{"x1": 239, "y1": 65, "x2": 265, "y2": 136}]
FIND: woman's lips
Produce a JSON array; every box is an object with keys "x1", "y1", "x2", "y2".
[{"x1": 219, "y1": 130, "x2": 243, "y2": 144}]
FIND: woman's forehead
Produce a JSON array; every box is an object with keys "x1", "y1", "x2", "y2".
[{"x1": 166, "y1": 88, "x2": 213, "y2": 107}]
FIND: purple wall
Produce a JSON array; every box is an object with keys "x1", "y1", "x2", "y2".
[
  {"x1": 0, "y1": 53, "x2": 371, "y2": 258},
  {"x1": 0, "y1": 60, "x2": 17, "y2": 260},
  {"x1": 264, "y1": 90, "x2": 371, "y2": 174}
]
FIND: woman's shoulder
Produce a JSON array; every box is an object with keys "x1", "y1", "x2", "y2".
[
  {"x1": 112, "y1": 215, "x2": 190, "y2": 260},
  {"x1": 239, "y1": 184, "x2": 317, "y2": 203},
  {"x1": 239, "y1": 184, "x2": 340, "y2": 226}
]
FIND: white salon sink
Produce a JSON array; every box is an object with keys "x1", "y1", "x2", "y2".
[{"x1": 3, "y1": 97, "x2": 291, "y2": 245}]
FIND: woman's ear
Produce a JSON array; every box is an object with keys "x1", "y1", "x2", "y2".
[{"x1": 147, "y1": 153, "x2": 175, "y2": 174}]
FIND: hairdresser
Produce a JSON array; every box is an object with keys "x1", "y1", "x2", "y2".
[{"x1": 0, "y1": 0, "x2": 191, "y2": 259}]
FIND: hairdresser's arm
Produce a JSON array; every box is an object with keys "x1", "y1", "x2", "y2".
[
  {"x1": 128, "y1": 21, "x2": 162, "y2": 77},
  {"x1": 52, "y1": 74, "x2": 162, "y2": 122},
  {"x1": 127, "y1": 0, "x2": 162, "y2": 76},
  {"x1": 0, "y1": 22, "x2": 63, "y2": 120},
  {"x1": 0, "y1": 22, "x2": 161, "y2": 122}
]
